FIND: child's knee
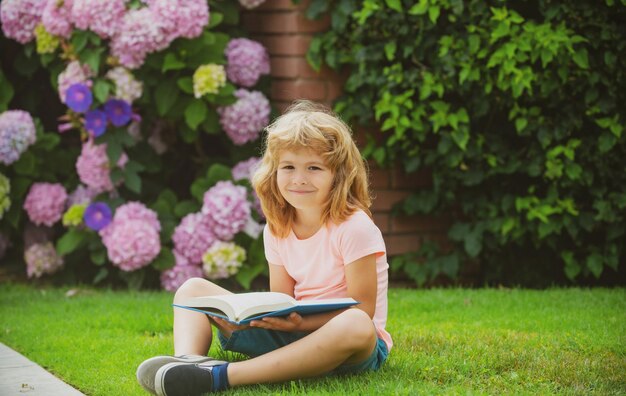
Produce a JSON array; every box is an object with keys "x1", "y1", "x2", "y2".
[
  {"x1": 173, "y1": 277, "x2": 213, "y2": 301},
  {"x1": 332, "y1": 309, "x2": 377, "y2": 348}
]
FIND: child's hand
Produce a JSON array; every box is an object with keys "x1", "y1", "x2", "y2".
[
  {"x1": 249, "y1": 312, "x2": 303, "y2": 332},
  {"x1": 209, "y1": 316, "x2": 250, "y2": 338}
]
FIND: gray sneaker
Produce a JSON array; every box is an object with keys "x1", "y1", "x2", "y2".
[{"x1": 136, "y1": 355, "x2": 227, "y2": 394}]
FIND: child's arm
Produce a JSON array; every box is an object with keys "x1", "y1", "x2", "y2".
[{"x1": 268, "y1": 263, "x2": 296, "y2": 297}]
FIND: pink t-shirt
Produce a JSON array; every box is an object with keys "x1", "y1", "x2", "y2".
[{"x1": 263, "y1": 210, "x2": 393, "y2": 351}]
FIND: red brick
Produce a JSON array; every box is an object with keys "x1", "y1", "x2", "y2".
[
  {"x1": 386, "y1": 234, "x2": 422, "y2": 256},
  {"x1": 368, "y1": 167, "x2": 390, "y2": 189},
  {"x1": 270, "y1": 57, "x2": 300, "y2": 78},
  {"x1": 255, "y1": 0, "x2": 310, "y2": 11},
  {"x1": 391, "y1": 166, "x2": 432, "y2": 189},
  {"x1": 242, "y1": 12, "x2": 330, "y2": 34},
  {"x1": 271, "y1": 79, "x2": 327, "y2": 101},
  {"x1": 373, "y1": 213, "x2": 390, "y2": 233},
  {"x1": 254, "y1": 35, "x2": 312, "y2": 56},
  {"x1": 370, "y1": 190, "x2": 411, "y2": 212},
  {"x1": 390, "y1": 214, "x2": 450, "y2": 233}
]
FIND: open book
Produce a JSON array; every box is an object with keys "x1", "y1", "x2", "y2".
[{"x1": 173, "y1": 292, "x2": 359, "y2": 325}]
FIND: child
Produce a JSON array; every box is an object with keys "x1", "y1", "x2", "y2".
[{"x1": 137, "y1": 100, "x2": 392, "y2": 395}]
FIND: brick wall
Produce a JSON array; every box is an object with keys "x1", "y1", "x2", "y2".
[{"x1": 242, "y1": 1, "x2": 449, "y2": 257}]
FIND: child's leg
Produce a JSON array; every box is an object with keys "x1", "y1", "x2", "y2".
[
  {"x1": 227, "y1": 308, "x2": 377, "y2": 386},
  {"x1": 172, "y1": 277, "x2": 231, "y2": 356}
]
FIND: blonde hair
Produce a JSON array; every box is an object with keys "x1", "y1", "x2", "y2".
[{"x1": 252, "y1": 100, "x2": 371, "y2": 238}]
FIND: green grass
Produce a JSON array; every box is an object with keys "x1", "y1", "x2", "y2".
[{"x1": 0, "y1": 284, "x2": 624, "y2": 395}]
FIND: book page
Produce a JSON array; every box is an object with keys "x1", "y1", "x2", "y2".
[{"x1": 182, "y1": 292, "x2": 296, "y2": 321}]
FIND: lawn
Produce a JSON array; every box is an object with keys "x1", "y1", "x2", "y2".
[{"x1": 0, "y1": 284, "x2": 624, "y2": 395}]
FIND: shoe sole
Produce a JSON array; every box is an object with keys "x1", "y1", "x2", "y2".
[{"x1": 137, "y1": 356, "x2": 226, "y2": 395}]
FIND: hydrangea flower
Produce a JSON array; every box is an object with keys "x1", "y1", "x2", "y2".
[
  {"x1": 67, "y1": 184, "x2": 98, "y2": 207},
  {"x1": 110, "y1": 8, "x2": 162, "y2": 69},
  {"x1": 85, "y1": 109, "x2": 107, "y2": 137},
  {"x1": 65, "y1": 83, "x2": 93, "y2": 113},
  {"x1": 71, "y1": 0, "x2": 125, "y2": 39},
  {"x1": 202, "y1": 181, "x2": 251, "y2": 241},
  {"x1": 34, "y1": 23, "x2": 59, "y2": 54},
  {"x1": 202, "y1": 241, "x2": 245, "y2": 280},
  {"x1": 160, "y1": 262, "x2": 204, "y2": 292},
  {"x1": 23, "y1": 182, "x2": 68, "y2": 226},
  {"x1": 104, "y1": 99, "x2": 132, "y2": 127},
  {"x1": 232, "y1": 157, "x2": 261, "y2": 182},
  {"x1": 0, "y1": 232, "x2": 10, "y2": 260},
  {"x1": 172, "y1": 212, "x2": 216, "y2": 265},
  {"x1": 75, "y1": 140, "x2": 127, "y2": 193},
  {"x1": 62, "y1": 203, "x2": 86, "y2": 227},
  {"x1": 112, "y1": 201, "x2": 161, "y2": 232},
  {"x1": 24, "y1": 242, "x2": 64, "y2": 278},
  {"x1": 41, "y1": 0, "x2": 73, "y2": 38},
  {"x1": 217, "y1": 89, "x2": 270, "y2": 145},
  {"x1": 0, "y1": 0, "x2": 46, "y2": 44},
  {"x1": 193, "y1": 64, "x2": 226, "y2": 98},
  {"x1": 58, "y1": 61, "x2": 93, "y2": 104},
  {"x1": 0, "y1": 173, "x2": 10, "y2": 220},
  {"x1": 150, "y1": 0, "x2": 209, "y2": 43},
  {"x1": 238, "y1": 0, "x2": 266, "y2": 10},
  {"x1": 99, "y1": 215, "x2": 161, "y2": 271},
  {"x1": 0, "y1": 110, "x2": 36, "y2": 165},
  {"x1": 83, "y1": 202, "x2": 112, "y2": 231},
  {"x1": 105, "y1": 67, "x2": 143, "y2": 104},
  {"x1": 225, "y1": 38, "x2": 270, "y2": 87}
]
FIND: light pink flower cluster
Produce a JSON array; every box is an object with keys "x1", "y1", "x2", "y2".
[
  {"x1": 232, "y1": 157, "x2": 261, "y2": 182},
  {"x1": 71, "y1": 0, "x2": 125, "y2": 39},
  {"x1": 151, "y1": 0, "x2": 209, "y2": 41},
  {"x1": 160, "y1": 253, "x2": 203, "y2": 292},
  {"x1": 75, "y1": 140, "x2": 127, "y2": 193},
  {"x1": 218, "y1": 89, "x2": 270, "y2": 145},
  {"x1": 67, "y1": 184, "x2": 98, "y2": 207},
  {"x1": 238, "y1": 0, "x2": 267, "y2": 10},
  {"x1": 57, "y1": 61, "x2": 93, "y2": 103},
  {"x1": 202, "y1": 181, "x2": 251, "y2": 241},
  {"x1": 225, "y1": 38, "x2": 270, "y2": 87},
  {"x1": 105, "y1": 67, "x2": 143, "y2": 104},
  {"x1": 0, "y1": 0, "x2": 45, "y2": 43},
  {"x1": 0, "y1": 110, "x2": 37, "y2": 165},
  {"x1": 24, "y1": 242, "x2": 64, "y2": 278},
  {"x1": 42, "y1": 0, "x2": 73, "y2": 38},
  {"x1": 99, "y1": 202, "x2": 161, "y2": 271},
  {"x1": 23, "y1": 182, "x2": 68, "y2": 226},
  {"x1": 172, "y1": 212, "x2": 216, "y2": 265}
]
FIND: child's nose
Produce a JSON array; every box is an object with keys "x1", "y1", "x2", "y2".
[{"x1": 292, "y1": 171, "x2": 307, "y2": 184}]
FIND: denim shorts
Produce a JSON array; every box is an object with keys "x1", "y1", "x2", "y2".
[{"x1": 218, "y1": 328, "x2": 389, "y2": 375}]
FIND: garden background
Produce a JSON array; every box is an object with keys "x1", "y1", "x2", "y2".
[{"x1": 0, "y1": 0, "x2": 625, "y2": 394}]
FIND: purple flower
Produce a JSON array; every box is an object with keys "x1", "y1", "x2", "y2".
[
  {"x1": 104, "y1": 99, "x2": 132, "y2": 127},
  {"x1": 84, "y1": 202, "x2": 112, "y2": 231},
  {"x1": 85, "y1": 110, "x2": 107, "y2": 137},
  {"x1": 65, "y1": 83, "x2": 93, "y2": 113}
]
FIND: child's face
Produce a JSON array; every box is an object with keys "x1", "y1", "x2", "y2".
[{"x1": 276, "y1": 148, "x2": 334, "y2": 214}]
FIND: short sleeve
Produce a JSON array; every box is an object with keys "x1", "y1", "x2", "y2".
[
  {"x1": 338, "y1": 212, "x2": 386, "y2": 265},
  {"x1": 263, "y1": 224, "x2": 284, "y2": 266}
]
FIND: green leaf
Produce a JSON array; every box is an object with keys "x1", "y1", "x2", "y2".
[
  {"x1": 174, "y1": 200, "x2": 201, "y2": 217},
  {"x1": 208, "y1": 12, "x2": 224, "y2": 28},
  {"x1": 124, "y1": 170, "x2": 142, "y2": 194},
  {"x1": 572, "y1": 48, "x2": 589, "y2": 69},
  {"x1": 37, "y1": 133, "x2": 61, "y2": 151},
  {"x1": 191, "y1": 177, "x2": 213, "y2": 201},
  {"x1": 13, "y1": 151, "x2": 36, "y2": 176},
  {"x1": 236, "y1": 261, "x2": 266, "y2": 290},
  {"x1": 71, "y1": 32, "x2": 89, "y2": 53},
  {"x1": 93, "y1": 268, "x2": 109, "y2": 284},
  {"x1": 409, "y1": 0, "x2": 429, "y2": 15},
  {"x1": 385, "y1": 0, "x2": 403, "y2": 12},
  {"x1": 201, "y1": 108, "x2": 221, "y2": 134},
  {"x1": 80, "y1": 48, "x2": 103, "y2": 74},
  {"x1": 184, "y1": 99, "x2": 208, "y2": 130},
  {"x1": 515, "y1": 117, "x2": 528, "y2": 133},
  {"x1": 90, "y1": 249, "x2": 106, "y2": 266},
  {"x1": 93, "y1": 79, "x2": 111, "y2": 103},
  {"x1": 0, "y1": 68, "x2": 15, "y2": 112},
  {"x1": 56, "y1": 229, "x2": 88, "y2": 256},
  {"x1": 155, "y1": 80, "x2": 180, "y2": 116},
  {"x1": 206, "y1": 163, "x2": 233, "y2": 185},
  {"x1": 428, "y1": 6, "x2": 441, "y2": 24},
  {"x1": 586, "y1": 252, "x2": 603, "y2": 278},
  {"x1": 151, "y1": 249, "x2": 175, "y2": 271},
  {"x1": 177, "y1": 77, "x2": 194, "y2": 94},
  {"x1": 162, "y1": 53, "x2": 186, "y2": 73},
  {"x1": 106, "y1": 140, "x2": 123, "y2": 164}
]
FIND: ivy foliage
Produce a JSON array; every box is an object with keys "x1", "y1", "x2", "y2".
[{"x1": 307, "y1": 0, "x2": 626, "y2": 285}]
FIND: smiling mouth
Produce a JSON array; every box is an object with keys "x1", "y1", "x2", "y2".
[{"x1": 289, "y1": 190, "x2": 314, "y2": 194}]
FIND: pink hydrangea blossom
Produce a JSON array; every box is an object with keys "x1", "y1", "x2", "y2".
[
  {"x1": 112, "y1": 201, "x2": 161, "y2": 232},
  {"x1": 100, "y1": 218, "x2": 161, "y2": 271},
  {"x1": 110, "y1": 8, "x2": 163, "y2": 69},
  {"x1": 42, "y1": 0, "x2": 73, "y2": 38},
  {"x1": 23, "y1": 182, "x2": 68, "y2": 226},
  {"x1": 58, "y1": 61, "x2": 93, "y2": 104},
  {"x1": 238, "y1": 0, "x2": 266, "y2": 10},
  {"x1": 0, "y1": 110, "x2": 36, "y2": 165},
  {"x1": 150, "y1": 0, "x2": 209, "y2": 43},
  {"x1": 75, "y1": 140, "x2": 126, "y2": 193},
  {"x1": 202, "y1": 181, "x2": 251, "y2": 241},
  {"x1": 217, "y1": 89, "x2": 270, "y2": 145},
  {"x1": 71, "y1": 0, "x2": 125, "y2": 39},
  {"x1": 24, "y1": 242, "x2": 64, "y2": 278},
  {"x1": 160, "y1": 262, "x2": 203, "y2": 292},
  {"x1": 105, "y1": 67, "x2": 143, "y2": 104},
  {"x1": 0, "y1": 0, "x2": 46, "y2": 44},
  {"x1": 232, "y1": 157, "x2": 261, "y2": 181},
  {"x1": 225, "y1": 38, "x2": 270, "y2": 87},
  {"x1": 172, "y1": 212, "x2": 216, "y2": 264},
  {"x1": 67, "y1": 184, "x2": 98, "y2": 207}
]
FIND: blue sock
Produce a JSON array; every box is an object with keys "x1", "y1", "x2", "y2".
[{"x1": 211, "y1": 363, "x2": 230, "y2": 392}]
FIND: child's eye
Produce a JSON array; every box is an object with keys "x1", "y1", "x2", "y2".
[
  {"x1": 308, "y1": 166, "x2": 322, "y2": 171},
  {"x1": 281, "y1": 165, "x2": 294, "y2": 170}
]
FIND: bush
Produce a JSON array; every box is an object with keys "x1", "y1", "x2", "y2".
[{"x1": 307, "y1": 0, "x2": 626, "y2": 286}]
